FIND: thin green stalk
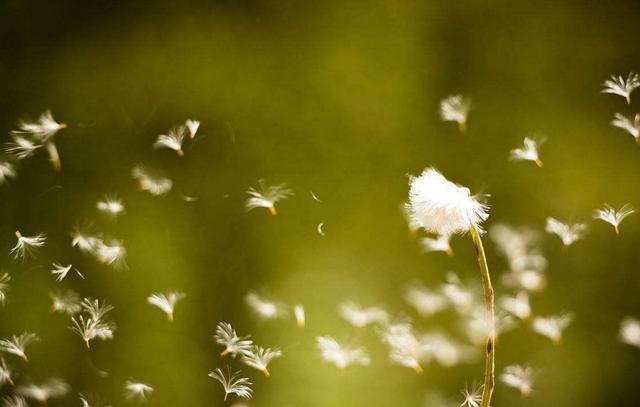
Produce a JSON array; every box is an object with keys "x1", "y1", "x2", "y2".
[{"x1": 470, "y1": 226, "x2": 495, "y2": 407}]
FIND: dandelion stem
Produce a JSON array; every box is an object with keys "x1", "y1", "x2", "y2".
[{"x1": 470, "y1": 226, "x2": 495, "y2": 407}]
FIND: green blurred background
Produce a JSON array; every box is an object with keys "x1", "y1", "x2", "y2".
[{"x1": 1, "y1": 0, "x2": 640, "y2": 405}]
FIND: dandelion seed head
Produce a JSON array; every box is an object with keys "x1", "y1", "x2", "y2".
[{"x1": 407, "y1": 168, "x2": 489, "y2": 236}]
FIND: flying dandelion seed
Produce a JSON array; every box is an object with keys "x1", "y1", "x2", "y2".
[
  {"x1": 50, "y1": 290, "x2": 82, "y2": 314},
  {"x1": 5, "y1": 136, "x2": 41, "y2": 160},
  {"x1": 0, "y1": 273, "x2": 10, "y2": 306},
  {"x1": 154, "y1": 125, "x2": 187, "y2": 157},
  {"x1": 532, "y1": 313, "x2": 573, "y2": 344},
  {"x1": 50, "y1": 262, "x2": 83, "y2": 282},
  {"x1": 404, "y1": 283, "x2": 448, "y2": 317},
  {"x1": 96, "y1": 196, "x2": 125, "y2": 217},
  {"x1": 0, "y1": 333, "x2": 39, "y2": 362},
  {"x1": 10, "y1": 231, "x2": 46, "y2": 261},
  {"x1": 611, "y1": 113, "x2": 640, "y2": 143},
  {"x1": 17, "y1": 378, "x2": 70, "y2": 404},
  {"x1": 294, "y1": 304, "x2": 305, "y2": 328},
  {"x1": 208, "y1": 367, "x2": 253, "y2": 401},
  {"x1": 310, "y1": 190, "x2": 322, "y2": 202},
  {"x1": 185, "y1": 119, "x2": 200, "y2": 139},
  {"x1": 0, "y1": 357, "x2": 14, "y2": 387},
  {"x1": 124, "y1": 380, "x2": 154, "y2": 402},
  {"x1": 380, "y1": 323, "x2": 426, "y2": 373},
  {"x1": 79, "y1": 392, "x2": 111, "y2": 407},
  {"x1": 460, "y1": 382, "x2": 483, "y2": 407},
  {"x1": 316, "y1": 336, "x2": 370, "y2": 369},
  {"x1": 500, "y1": 365, "x2": 534, "y2": 397},
  {"x1": 419, "y1": 233, "x2": 454, "y2": 256},
  {"x1": 509, "y1": 137, "x2": 544, "y2": 167},
  {"x1": 489, "y1": 224, "x2": 547, "y2": 275},
  {"x1": 602, "y1": 72, "x2": 640, "y2": 104},
  {"x1": 245, "y1": 292, "x2": 287, "y2": 320},
  {"x1": 339, "y1": 301, "x2": 389, "y2": 328},
  {"x1": 12, "y1": 111, "x2": 67, "y2": 140},
  {"x1": 440, "y1": 272, "x2": 475, "y2": 314},
  {"x1": 619, "y1": 317, "x2": 640, "y2": 348},
  {"x1": 70, "y1": 224, "x2": 102, "y2": 254},
  {"x1": 214, "y1": 322, "x2": 253, "y2": 357},
  {"x1": 10, "y1": 111, "x2": 67, "y2": 170},
  {"x1": 499, "y1": 292, "x2": 531, "y2": 320},
  {"x1": 545, "y1": 218, "x2": 587, "y2": 247},
  {"x1": 464, "y1": 308, "x2": 516, "y2": 346},
  {"x1": 593, "y1": 204, "x2": 635, "y2": 235},
  {"x1": 245, "y1": 180, "x2": 293, "y2": 215},
  {"x1": 440, "y1": 94, "x2": 471, "y2": 132},
  {"x1": 131, "y1": 165, "x2": 173, "y2": 196},
  {"x1": 147, "y1": 291, "x2": 185, "y2": 321},
  {"x1": 0, "y1": 161, "x2": 16, "y2": 186},
  {"x1": 70, "y1": 298, "x2": 115, "y2": 348},
  {"x1": 241, "y1": 345, "x2": 282, "y2": 377},
  {"x1": 1, "y1": 395, "x2": 27, "y2": 407},
  {"x1": 95, "y1": 239, "x2": 128, "y2": 270}
]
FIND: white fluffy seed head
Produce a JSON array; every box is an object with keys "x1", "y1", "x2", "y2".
[{"x1": 407, "y1": 168, "x2": 489, "y2": 235}]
